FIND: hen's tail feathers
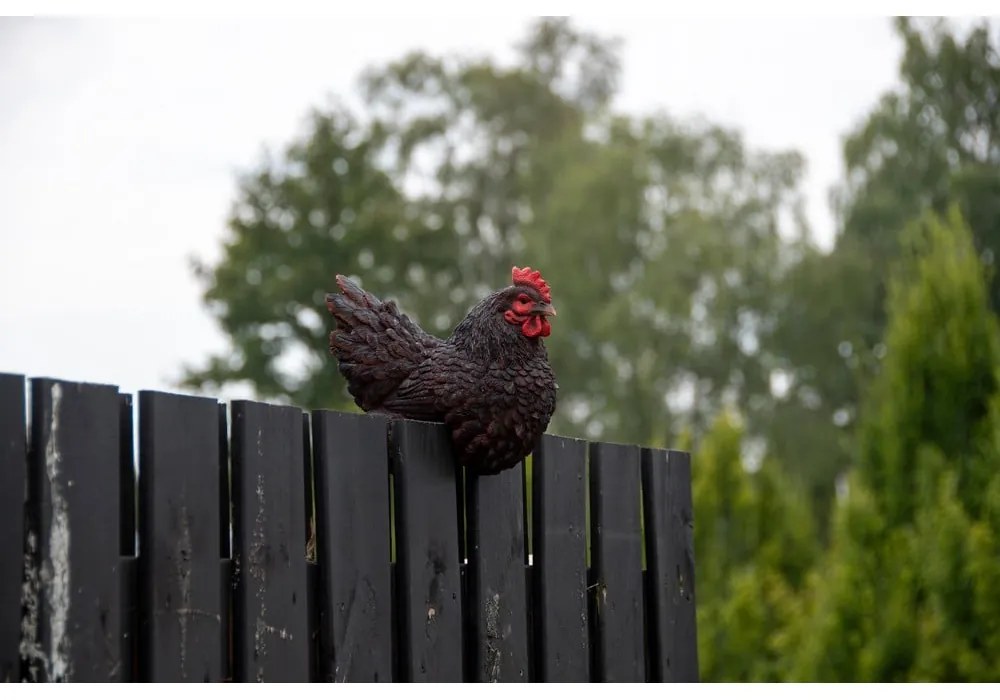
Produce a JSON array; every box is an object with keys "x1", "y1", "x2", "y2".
[
  {"x1": 325, "y1": 274, "x2": 378, "y2": 328},
  {"x1": 325, "y1": 275, "x2": 440, "y2": 412}
]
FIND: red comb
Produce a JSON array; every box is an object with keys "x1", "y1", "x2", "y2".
[{"x1": 511, "y1": 266, "x2": 551, "y2": 303}]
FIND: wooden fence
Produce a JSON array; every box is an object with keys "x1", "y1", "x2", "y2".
[{"x1": 0, "y1": 373, "x2": 697, "y2": 682}]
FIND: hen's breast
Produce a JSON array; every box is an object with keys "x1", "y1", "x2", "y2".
[{"x1": 445, "y1": 355, "x2": 557, "y2": 475}]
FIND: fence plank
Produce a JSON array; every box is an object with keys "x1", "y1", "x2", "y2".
[
  {"x1": 2, "y1": 369, "x2": 698, "y2": 684},
  {"x1": 219, "y1": 405, "x2": 233, "y2": 681},
  {"x1": 311, "y1": 411, "x2": 392, "y2": 682},
  {"x1": 531, "y1": 435, "x2": 589, "y2": 682},
  {"x1": 305, "y1": 561, "x2": 320, "y2": 681},
  {"x1": 118, "y1": 394, "x2": 137, "y2": 681},
  {"x1": 0, "y1": 374, "x2": 26, "y2": 682},
  {"x1": 219, "y1": 404, "x2": 231, "y2": 560},
  {"x1": 642, "y1": 448, "x2": 698, "y2": 682},
  {"x1": 390, "y1": 419, "x2": 463, "y2": 682},
  {"x1": 120, "y1": 556, "x2": 138, "y2": 681},
  {"x1": 137, "y1": 391, "x2": 224, "y2": 682},
  {"x1": 301, "y1": 413, "x2": 318, "y2": 681},
  {"x1": 25, "y1": 378, "x2": 122, "y2": 681},
  {"x1": 230, "y1": 400, "x2": 309, "y2": 682},
  {"x1": 119, "y1": 394, "x2": 136, "y2": 557},
  {"x1": 589, "y1": 442, "x2": 644, "y2": 682},
  {"x1": 220, "y1": 559, "x2": 234, "y2": 681},
  {"x1": 467, "y1": 465, "x2": 530, "y2": 682}
]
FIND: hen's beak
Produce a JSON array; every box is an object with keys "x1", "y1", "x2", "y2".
[{"x1": 533, "y1": 302, "x2": 557, "y2": 317}]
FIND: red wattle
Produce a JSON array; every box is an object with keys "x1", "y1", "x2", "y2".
[{"x1": 522, "y1": 316, "x2": 550, "y2": 338}]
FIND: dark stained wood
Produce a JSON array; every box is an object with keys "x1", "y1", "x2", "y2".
[
  {"x1": 306, "y1": 561, "x2": 320, "y2": 681},
  {"x1": 219, "y1": 404, "x2": 231, "y2": 560},
  {"x1": 588, "y1": 441, "x2": 644, "y2": 682},
  {"x1": 26, "y1": 378, "x2": 122, "y2": 681},
  {"x1": 466, "y1": 464, "x2": 530, "y2": 682},
  {"x1": 531, "y1": 435, "x2": 589, "y2": 682},
  {"x1": 390, "y1": 561, "x2": 398, "y2": 681},
  {"x1": 0, "y1": 370, "x2": 698, "y2": 683},
  {"x1": 390, "y1": 419, "x2": 463, "y2": 682},
  {"x1": 118, "y1": 394, "x2": 138, "y2": 682},
  {"x1": 220, "y1": 559, "x2": 234, "y2": 681},
  {"x1": 230, "y1": 400, "x2": 310, "y2": 682},
  {"x1": 301, "y1": 413, "x2": 314, "y2": 569},
  {"x1": 120, "y1": 556, "x2": 138, "y2": 681},
  {"x1": 219, "y1": 405, "x2": 233, "y2": 681},
  {"x1": 311, "y1": 410, "x2": 393, "y2": 682},
  {"x1": 119, "y1": 394, "x2": 136, "y2": 557},
  {"x1": 137, "y1": 391, "x2": 224, "y2": 682},
  {"x1": 0, "y1": 374, "x2": 26, "y2": 682},
  {"x1": 302, "y1": 415, "x2": 318, "y2": 682},
  {"x1": 642, "y1": 448, "x2": 698, "y2": 682}
]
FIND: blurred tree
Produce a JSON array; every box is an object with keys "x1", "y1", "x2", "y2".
[
  {"x1": 836, "y1": 18, "x2": 1000, "y2": 281},
  {"x1": 181, "y1": 106, "x2": 445, "y2": 411},
  {"x1": 182, "y1": 18, "x2": 807, "y2": 454},
  {"x1": 693, "y1": 411, "x2": 817, "y2": 681},
  {"x1": 793, "y1": 209, "x2": 1000, "y2": 681},
  {"x1": 765, "y1": 17, "x2": 1000, "y2": 518}
]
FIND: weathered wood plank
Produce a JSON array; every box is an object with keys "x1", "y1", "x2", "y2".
[
  {"x1": 390, "y1": 419, "x2": 463, "y2": 682},
  {"x1": 26, "y1": 378, "x2": 122, "y2": 681},
  {"x1": 0, "y1": 373, "x2": 27, "y2": 682},
  {"x1": 642, "y1": 448, "x2": 698, "y2": 682},
  {"x1": 230, "y1": 400, "x2": 309, "y2": 682},
  {"x1": 137, "y1": 390, "x2": 224, "y2": 681},
  {"x1": 467, "y1": 464, "x2": 530, "y2": 682},
  {"x1": 311, "y1": 410, "x2": 392, "y2": 682},
  {"x1": 589, "y1": 441, "x2": 644, "y2": 682},
  {"x1": 531, "y1": 435, "x2": 589, "y2": 681}
]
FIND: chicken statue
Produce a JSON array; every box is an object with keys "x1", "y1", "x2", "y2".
[{"x1": 325, "y1": 266, "x2": 558, "y2": 475}]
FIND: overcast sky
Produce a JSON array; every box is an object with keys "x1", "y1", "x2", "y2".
[{"x1": 0, "y1": 16, "x2": 971, "y2": 400}]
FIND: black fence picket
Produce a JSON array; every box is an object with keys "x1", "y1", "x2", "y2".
[
  {"x1": 0, "y1": 374, "x2": 27, "y2": 682},
  {"x1": 137, "y1": 391, "x2": 225, "y2": 681},
  {"x1": 119, "y1": 393, "x2": 138, "y2": 681},
  {"x1": 390, "y1": 419, "x2": 465, "y2": 682},
  {"x1": 230, "y1": 400, "x2": 310, "y2": 682},
  {"x1": 0, "y1": 375, "x2": 697, "y2": 683},
  {"x1": 25, "y1": 378, "x2": 123, "y2": 681},
  {"x1": 588, "y1": 441, "x2": 645, "y2": 682},
  {"x1": 642, "y1": 448, "x2": 699, "y2": 682},
  {"x1": 311, "y1": 411, "x2": 393, "y2": 682},
  {"x1": 466, "y1": 464, "x2": 530, "y2": 682},
  {"x1": 531, "y1": 435, "x2": 590, "y2": 682}
]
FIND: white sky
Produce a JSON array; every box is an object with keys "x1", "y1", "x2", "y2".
[{"x1": 0, "y1": 16, "x2": 975, "y2": 400}]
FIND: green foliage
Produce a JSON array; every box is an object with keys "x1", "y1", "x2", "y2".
[
  {"x1": 795, "y1": 210, "x2": 1000, "y2": 681},
  {"x1": 183, "y1": 106, "x2": 435, "y2": 411},
  {"x1": 837, "y1": 18, "x2": 1000, "y2": 273},
  {"x1": 764, "y1": 238, "x2": 878, "y2": 517},
  {"x1": 764, "y1": 18, "x2": 1000, "y2": 516},
  {"x1": 861, "y1": 209, "x2": 1000, "y2": 526},
  {"x1": 693, "y1": 411, "x2": 818, "y2": 681}
]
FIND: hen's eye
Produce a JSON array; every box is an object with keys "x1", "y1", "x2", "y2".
[{"x1": 516, "y1": 294, "x2": 531, "y2": 304}]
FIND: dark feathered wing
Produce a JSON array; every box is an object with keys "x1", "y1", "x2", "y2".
[{"x1": 326, "y1": 275, "x2": 443, "y2": 413}]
